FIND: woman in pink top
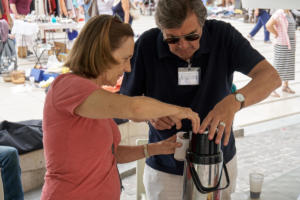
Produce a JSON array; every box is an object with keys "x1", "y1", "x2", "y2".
[
  {"x1": 267, "y1": 9, "x2": 296, "y2": 97},
  {"x1": 41, "y1": 15, "x2": 200, "y2": 200}
]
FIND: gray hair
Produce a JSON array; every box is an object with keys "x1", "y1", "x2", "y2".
[{"x1": 155, "y1": 0, "x2": 207, "y2": 29}]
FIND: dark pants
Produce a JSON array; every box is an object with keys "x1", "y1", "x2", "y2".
[
  {"x1": 249, "y1": 11, "x2": 270, "y2": 41},
  {"x1": 0, "y1": 146, "x2": 24, "y2": 200}
]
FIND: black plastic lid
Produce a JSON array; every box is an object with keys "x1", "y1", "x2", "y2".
[{"x1": 190, "y1": 130, "x2": 221, "y2": 156}]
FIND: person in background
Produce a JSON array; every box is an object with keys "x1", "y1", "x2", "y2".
[
  {"x1": 112, "y1": 0, "x2": 132, "y2": 24},
  {"x1": 79, "y1": 0, "x2": 92, "y2": 22},
  {"x1": 41, "y1": 15, "x2": 200, "y2": 200},
  {"x1": 97, "y1": 0, "x2": 114, "y2": 15},
  {"x1": 0, "y1": 0, "x2": 13, "y2": 29},
  {"x1": 9, "y1": 0, "x2": 32, "y2": 18},
  {"x1": 120, "y1": 0, "x2": 281, "y2": 199},
  {"x1": 266, "y1": 9, "x2": 296, "y2": 97},
  {"x1": 217, "y1": 0, "x2": 234, "y2": 7},
  {"x1": 72, "y1": 0, "x2": 81, "y2": 21},
  {"x1": 248, "y1": 9, "x2": 271, "y2": 43},
  {"x1": 79, "y1": 0, "x2": 91, "y2": 22},
  {"x1": 0, "y1": 146, "x2": 24, "y2": 200},
  {"x1": 291, "y1": 9, "x2": 300, "y2": 29},
  {"x1": 10, "y1": 0, "x2": 33, "y2": 56},
  {"x1": 133, "y1": 0, "x2": 144, "y2": 15},
  {"x1": 86, "y1": 0, "x2": 114, "y2": 19}
]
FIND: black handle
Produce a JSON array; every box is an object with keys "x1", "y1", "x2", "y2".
[{"x1": 186, "y1": 155, "x2": 230, "y2": 194}]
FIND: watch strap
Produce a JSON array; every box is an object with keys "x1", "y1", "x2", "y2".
[
  {"x1": 234, "y1": 92, "x2": 245, "y2": 109},
  {"x1": 143, "y1": 144, "x2": 149, "y2": 158}
]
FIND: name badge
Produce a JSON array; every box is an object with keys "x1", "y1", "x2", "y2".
[{"x1": 178, "y1": 67, "x2": 201, "y2": 85}]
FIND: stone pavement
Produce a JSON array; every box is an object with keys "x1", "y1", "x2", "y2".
[
  {"x1": 23, "y1": 118, "x2": 300, "y2": 200},
  {"x1": 118, "y1": 116, "x2": 300, "y2": 200},
  {"x1": 1, "y1": 14, "x2": 300, "y2": 200}
]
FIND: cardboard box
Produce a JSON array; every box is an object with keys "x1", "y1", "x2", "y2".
[{"x1": 54, "y1": 42, "x2": 67, "y2": 55}]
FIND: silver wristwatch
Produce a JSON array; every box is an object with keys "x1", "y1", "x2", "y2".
[{"x1": 234, "y1": 92, "x2": 245, "y2": 109}]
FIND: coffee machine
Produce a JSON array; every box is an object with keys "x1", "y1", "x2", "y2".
[{"x1": 182, "y1": 130, "x2": 230, "y2": 200}]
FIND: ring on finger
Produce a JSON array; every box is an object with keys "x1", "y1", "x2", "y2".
[{"x1": 219, "y1": 121, "x2": 226, "y2": 127}]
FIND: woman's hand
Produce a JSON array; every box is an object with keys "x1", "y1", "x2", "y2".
[
  {"x1": 149, "y1": 107, "x2": 200, "y2": 133},
  {"x1": 148, "y1": 135, "x2": 182, "y2": 156},
  {"x1": 169, "y1": 107, "x2": 200, "y2": 133},
  {"x1": 149, "y1": 116, "x2": 175, "y2": 130}
]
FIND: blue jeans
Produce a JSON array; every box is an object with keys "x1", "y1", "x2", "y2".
[
  {"x1": 249, "y1": 11, "x2": 270, "y2": 41},
  {"x1": 0, "y1": 146, "x2": 24, "y2": 200}
]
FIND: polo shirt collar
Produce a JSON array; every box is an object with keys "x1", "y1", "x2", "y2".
[{"x1": 157, "y1": 22, "x2": 212, "y2": 60}]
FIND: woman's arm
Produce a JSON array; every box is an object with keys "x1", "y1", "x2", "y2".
[
  {"x1": 121, "y1": 0, "x2": 130, "y2": 23},
  {"x1": 266, "y1": 17, "x2": 278, "y2": 38},
  {"x1": 75, "y1": 88, "x2": 200, "y2": 132},
  {"x1": 115, "y1": 135, "x2": 181, "y2": 163}
]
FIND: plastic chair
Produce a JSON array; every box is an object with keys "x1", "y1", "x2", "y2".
[{"x1": 136, "y1": 139, "x2": 148, "y2": 200}]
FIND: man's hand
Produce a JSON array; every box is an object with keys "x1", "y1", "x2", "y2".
[
  {"x1": 149, "y1": 117, "x2": 175, "y2": 130},
  {"x1": 199, "y1": 94, "x2": 240, "y2": 146}
]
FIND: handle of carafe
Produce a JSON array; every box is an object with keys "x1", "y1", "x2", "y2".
[
  {"x1": 216, "y1": 162, "x2": 230, "y2": 191},
  {"x1": 186, "y1": 155, "x2": 219, "y2": 194}
]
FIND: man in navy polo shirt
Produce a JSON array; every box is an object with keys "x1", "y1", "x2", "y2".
[{"x1": 120, "y1": 0, "x2": 281, "y2": 199}]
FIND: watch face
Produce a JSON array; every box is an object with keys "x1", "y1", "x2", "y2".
[{"x1": 236, "y1": 93, "x2": 245, "y2": 102}]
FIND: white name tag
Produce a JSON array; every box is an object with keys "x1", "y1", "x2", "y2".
[{"x1": 178, "y1": 67, "x2": 200, "y2": 85}]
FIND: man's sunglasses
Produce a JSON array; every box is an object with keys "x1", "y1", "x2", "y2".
[{"x1": 163, "y1": 33, "x2": 201, "y2": 44}]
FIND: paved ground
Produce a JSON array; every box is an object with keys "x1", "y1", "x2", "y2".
[
  {"x1": 2, "y1": 14, "x2": 300, "y2": 200},
  {"x1": 24, "y1": 118, "x2": 300, "y2": 200}
]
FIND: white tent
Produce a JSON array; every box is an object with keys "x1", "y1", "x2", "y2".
[{"x1": 242, "y1": 0, "x2": 300, "y2": 9}]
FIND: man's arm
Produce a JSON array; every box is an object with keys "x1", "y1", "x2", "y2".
[
  {"x1": 200, "y1": 59, "x2": 281, "y2": 145},
  {"x1": 9, "y1": 3, "x2": 19, "y2": 18},
  {"x1": 236, "y1": 59, "x2": 281, "y2": 107}
]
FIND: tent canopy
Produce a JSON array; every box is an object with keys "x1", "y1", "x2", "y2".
[{"x1": 242, "y1": 0, "x2": 300, "y2": 9}]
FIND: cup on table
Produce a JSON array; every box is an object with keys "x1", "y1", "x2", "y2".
[{"x1": 249, "y1": 172, "x2": 264, "y2": 199}]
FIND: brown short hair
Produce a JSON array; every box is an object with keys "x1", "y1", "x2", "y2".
[
  {"x1": 65, "y1": 15, "x2": 134, "y2": 79},
  {"x1": 155, "y1": 0, "x2": 207, "y2": 29}
]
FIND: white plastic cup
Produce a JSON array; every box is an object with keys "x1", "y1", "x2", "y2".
[
  {"x1": 174, "y1": 131, "x2": 190, "y2": 161},
  {"x1": 249, "y1": 172, "x2": 264, "y2": 199},
  {"x1": 29, "y1": 76, "x2": 35, "y2": 87}
]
